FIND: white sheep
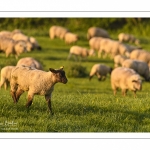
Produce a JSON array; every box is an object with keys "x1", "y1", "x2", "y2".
[
  {"x1": 89, "y1": 64, "x2": 112, "y2": 81},
  {"x1": 16, "y1": 57, "x2": 43, "y2": 70},
  {"x1": 49, "y1": 25, "x2": 69, "y2": 40},
  {"x1": 118, "y1": 33, "x2": 140, "y2": 45},
  {"x1": 130, "y1": 49, "x2": 150, "y2": 68},
  {"x1": 122, "y1": 59, "x2": 150, "y2": 81},
  {"x1": 67, "y1": 45, "x2": 95, "y2": 61},
  {"x1": 110, "y1": 41, "x2": 130, "y2": 58},
  {"x1": 98, "y1": 38, "x2": 113, "y2": 58},
  {"x1": 114, "y1": 54, "x2": 128, "y2": 68},
  {"x1": 10, "y1": 65, "x2": 68, "y2": 115},
  {"x1": 12, "y1": 32, "x2": 33, "y2": 51},
  {"x1": 89, "y1": 37, "x2": 103, "y2": 51},
  {"x1": 111, "y1": 67, "x2": 142, "y2": 97},
  {"x1": 64, "y1": 32, "x2": 78, "y2": 44},
  {"x1": 87, "y1": 27, "x2": 110, "y2": 40},
  {"x1": 0, "y1": 66, "x2": 15, "y2": 90},
  {"x1": 0, "y1": 36, "x2": 27, "y2": 59}
]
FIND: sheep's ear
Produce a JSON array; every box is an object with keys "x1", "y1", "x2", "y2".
[
  {"x1": 60, "y1": 66, "x2": 64, "y2": 70},
  {"x1": 49, "y1": 68, "x2": 57, "y2": 73}
]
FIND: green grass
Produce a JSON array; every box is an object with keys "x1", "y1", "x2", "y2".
[{"x1": 1, "y1": 29, "x2": 150, "y2": 132}]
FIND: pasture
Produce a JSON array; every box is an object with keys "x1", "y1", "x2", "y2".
[{"x1": 1, "y1": 26, "x2": 150, "y2": 132}]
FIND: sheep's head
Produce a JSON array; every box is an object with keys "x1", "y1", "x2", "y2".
[{"x1": 49, "y1": 66, "x2": 68, "y2": 84}]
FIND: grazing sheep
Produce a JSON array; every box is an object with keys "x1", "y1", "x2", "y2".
[
  {"x1": 89, "y1": 37, "x2": 103, "y2": 51},
  {"x1": 118, "y1": 33, "x2": 140, "y2": 45},
  {"x1": 29, "y1": 36, "x2": 42, "y2": 50},
  {"x1": 122, "y1": 59, "x2": 150, "y2": 81},
  {"x1": 67, "y1": 45, "x2": 95, "y2": 61},
  {"x1": 10, "y1": 66, "x2": 68, "y2": 115},
  {"x1": 12, "y1": 32, "x2": 33, "y2": 51},
  {"x1": 49, "y1": 25, "x2": 69, "y2": 40},
  {"x1": 98, "y1": 38, "x2": 113, "y2": 58},
  {"x1": 0, "y1": 66, "x2": 15, "y2": 90},
  {"x1": 114, "y1": 54, "x2": 128, "y2": 68},
  {"x1": 64, "y1": 32, "x2": 78, "y2": 44},
  {"x1": 87, "y1": 27, "x2": 110, "y2": 40},
  {"x1": 89, "y1": 64, "x2": 112, "y2": 81},
  {"x1": 111, "y1": 67, "x2": 142, "y2": 97},
  {"x1": 16, "y1": 57, "x2": 43, "y2": 70},
  {"x1": 0, "y1": 36, "x2": 27, "y2": 59},
  {"x1": 130, "y1": 49, "x2": 150, "y2": 68}
]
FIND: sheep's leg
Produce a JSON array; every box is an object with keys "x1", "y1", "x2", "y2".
[
  {"x1": 10, "y1": 90, "x2": 17, "y2": 103},
  {"x1": 45, "y1": 95, "x2": 53, "y2": 115},
  {"x1": 0, "y1": 78, "x2": 5, "y2": 89},
  {"x1": 122, "y1": 89, "x2": 127, "y2": 96},
  {"x1": 26, "y1": 93, "x2": 34, "y2": 108},
  {"x1": 15, "y1": 87, "x2": 24, "y2": 102},
  {"x1": 67, "y1": 53, "x2": 72, "y2": 60},
  {"x1": 133, "y1": 91, "x2": 137, "y2": 98}
]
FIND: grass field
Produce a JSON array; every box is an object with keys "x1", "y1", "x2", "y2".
[{"x1": 1, "y1": 29, "x2": 150, "y2": 132}]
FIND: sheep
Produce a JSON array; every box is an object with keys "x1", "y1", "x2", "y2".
[
  {"x1": 67, "y1": 45, "x2": 95, "y2": 61},
  {"x1": 118, "y1": 33, "x2": 140, "y2": 45},
  {"x1": 98, "y1": 38, "x2": 113, "y2": 58},
  {"x1": 49, "y1": 25, "x2": 69, "y2": 40},
  {"x1": 89, "y1": 37, "x2": 103, "y2": 51},
  {"x1": 10, "y1": 65, "x2": 68, "y2": 115},
  {"x1": 111, "y1": 67, "x2": 142, "y2": 97},
  {"x1": 110, "y1": 41, "x2": 130, "y2": 58},
  {"x1": 0, "y1": 66, "x2": 15, "y2": 90},
  {"x1": 12, "y1": 32, "x2": 33, "y2": 51},
  {"x1": 122, "y1": 59, "x2": 150, "y2": 81},
  {"x1": 89, "y1": 64, "x2": 112, "y2": 81},
  {"x1": 130, "y1": 49, "x2": 150, "y2": 68},
  {"x1": 0, "y1": 36, "x2": 27, "y2": 59},
  {"x1": 16, "y1": 57, "x2": 43, "y2": 70},
  {"x1": 87, "y1": 27, "x2": 110, "y2": 40},
  {"x1": 29, "y1": 36, "x2": 42, "y2": 50},
  {"x1": 114, "y1": 54, "x2": 128, "y2": 68},
  {"x1": 64, "y1": 32, "x2": 78, "y2": 44}
]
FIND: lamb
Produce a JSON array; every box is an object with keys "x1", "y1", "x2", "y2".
[
  {"x1": 118, "y1": 33, "x2": 140, "y2": 45},
  {"x1": 111, "y1": 67, "x2": 142, "y2": 97},
  {"x1": 49, "y1": 25, "x2": 69, "y2": 40},
  {"x1": 114, "y1": 54, "x2": 128, "y2": 68},
  {"x1": 10, "y1": 65, "x2": 68, "y2": 115},
  {"x1": 64, "y1": 32, "x2": 78, "y2": 44},
  {"x1": 122, "y1": 59, "x2": 150, "y2": 81},
  {"x1": 67, "y1": 45, "x2": 95, "y2": 61},
  {"x1": 89, "y1": 37, "x2": 103, "y2": 51},
  {"x1": 16, "y1": 57, "x2": 43, "y2": 70},
  {"x1": 0, "y1": 66, "x2": 15, "y2": 90},
  {"x1": 0, "y1": 36, "x2": 27, "y2": 59},
  {"x1": 130, "y1": 49, "x2": 150, "y2": 68},
  {"x1": 89, "y1": 64, "x2": 112, "y2": 81},
  {"x1": 87, "y1": 27, "x2": 110, "y2": 40}
]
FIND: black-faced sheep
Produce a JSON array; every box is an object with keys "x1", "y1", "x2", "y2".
[
  {"x1": 111, "y1": 67, "x2": 142, "y2": 97},
  {"x1": 89, "y1": 64, "x2": 112, "y2": 81},
  {"x1": 10, "y1": 66, "x2": 68, "y2": 115},
  {"x1": 87, "y1": 27, "x2": 110, "y2": 40}
]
